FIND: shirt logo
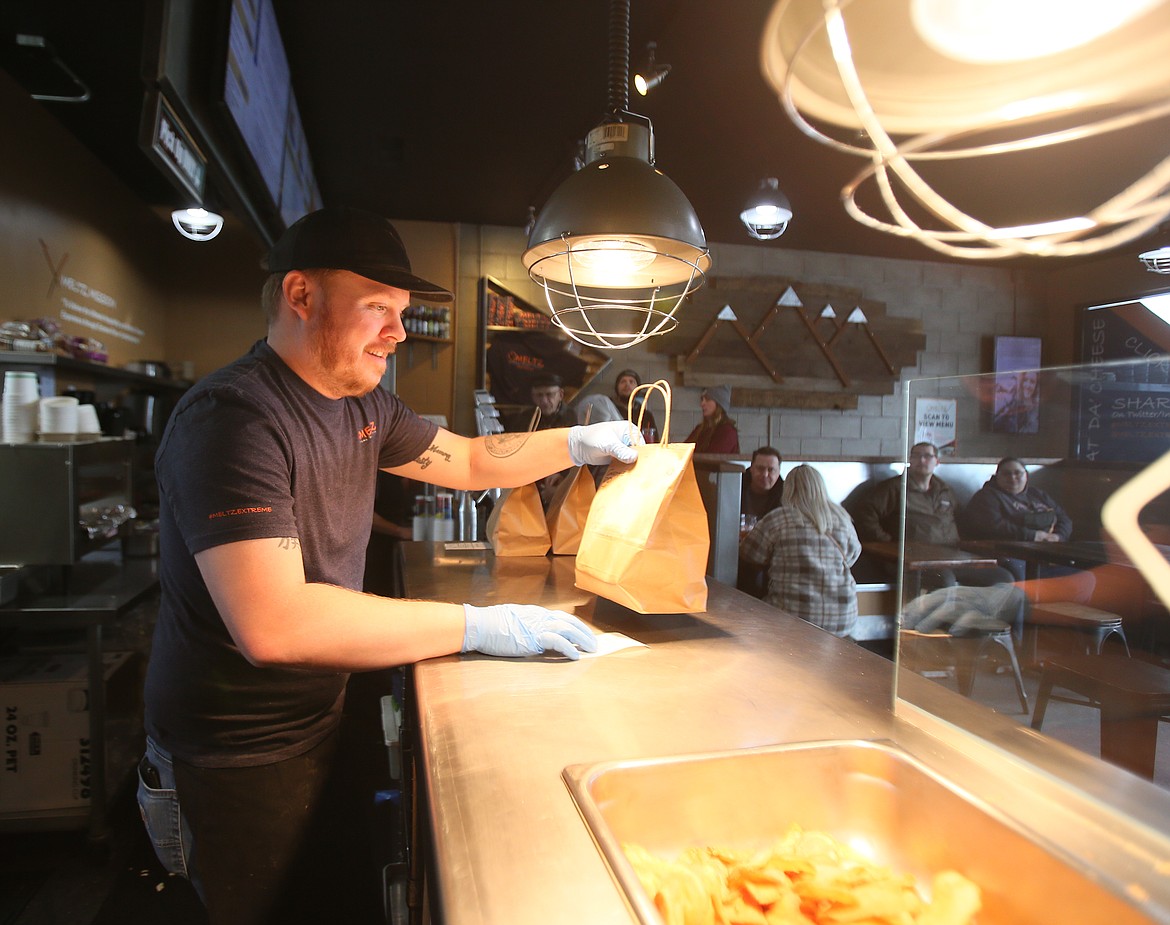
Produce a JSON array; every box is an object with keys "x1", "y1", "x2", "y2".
[
  {"x1": 209, "y1": 506, "x2": 273, "y2": 519},
  {"x1": 358, "y1": 421, "x2": 377, "y2": 443}
]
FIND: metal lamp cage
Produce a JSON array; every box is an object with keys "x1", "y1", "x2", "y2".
[{"x1": 526, "y1": 237, "x2": 706, "y2": 350}]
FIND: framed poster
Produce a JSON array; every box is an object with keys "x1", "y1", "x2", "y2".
[
  {"x1": 992, "y1": 336, "x2": 1042, "y2": 434},
  {"x1": 914, "y1": 398, "x2": 957, "y2": 456}
]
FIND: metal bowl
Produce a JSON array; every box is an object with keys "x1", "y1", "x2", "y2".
[{"x1": 563, "y1": 740, "x2": 1155, "y2": 924}]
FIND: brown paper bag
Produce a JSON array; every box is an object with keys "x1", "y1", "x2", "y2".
[
  {"x1": 484, "y1": 409, "x2": 552, "y2": 557},
  {"x1": 486, "y1": 483, "x2": 551, "y2": 556},
  {"x1": 545, "y1": 465, "x2": 596, "y2": 555},
  {"x1": 574, "y1": 380, "x2": 709, "y2": 613}
]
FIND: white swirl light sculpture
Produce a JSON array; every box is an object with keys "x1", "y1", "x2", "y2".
[{"x1": 760, "y1": 0, "x2": 1170, "y2": 260}]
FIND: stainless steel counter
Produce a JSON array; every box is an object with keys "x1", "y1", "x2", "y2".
[{"x1": 404, "y1": 543, "x2": 1170, "y2": 925}]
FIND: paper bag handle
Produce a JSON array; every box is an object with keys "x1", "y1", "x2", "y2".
[{"x1": 626, "y1": 379, "x2": 673, "y2": 444}]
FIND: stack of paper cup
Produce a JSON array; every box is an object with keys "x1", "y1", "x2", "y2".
[
  {"x1": 77, "y1": 403, "x2": 102, "y2": 437},
  {"x1": 39, "y1": 395, "x2": 79, "y2": 438},
  {"x1": 2, "y1": 370, "x2": 40, "y2": 443}
]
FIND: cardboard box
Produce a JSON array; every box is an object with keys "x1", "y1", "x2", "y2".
[{"x1": 0, "y1": 651, "x2": 135, "y2": 814}]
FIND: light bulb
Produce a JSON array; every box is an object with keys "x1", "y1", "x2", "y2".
[{"x1": 569, "y1": 239, "x2": 658, "y2": 280}]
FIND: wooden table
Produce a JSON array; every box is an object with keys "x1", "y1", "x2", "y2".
[
  {"x1": 964, "y1": 539, "x2": 1170, "y2": 582},
  {"x1": 1032, "y1": 653, "x2": 1170, "y2": 779},
  {"x1": 863, "y1": 541, "x2": 1000, "y2": 595}
]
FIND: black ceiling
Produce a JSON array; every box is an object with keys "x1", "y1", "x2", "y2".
[{"x1": 3, "y1": 0, "x2": 1168, "y2": 268}]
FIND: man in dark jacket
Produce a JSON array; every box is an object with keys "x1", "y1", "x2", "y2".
[
  {"x1": 848, "y1": 442, "x2": 1016, "y2": 593},
  {"x1": 736, "y1": 446, "x2": 785, "y2": 597},
  {"x1": 740, "y1": 446, "x2": 785, "y2": 522},
  {"x1": 850, "y1": 442, "x2": 961, "y2": 545}
]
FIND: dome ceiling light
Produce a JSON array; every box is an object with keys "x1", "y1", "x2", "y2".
[
  {"x1": 171, "y1": 208, "x2": 224, "y2": 242},
  {"x1": 741, "y1": 178, "x2": 793, "y2": 240}
]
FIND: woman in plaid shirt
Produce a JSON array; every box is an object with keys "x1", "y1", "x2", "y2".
[{"x1": 739, "y1": 465, "x2": 861, "y2": 637}]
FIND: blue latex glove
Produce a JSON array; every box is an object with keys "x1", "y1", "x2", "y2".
[
  {"x1": 567, "y1": 421, "x2": 641, "y2": 467},
  {"x1": 462, "y1": 604, "x2": 599, "y2": 660}
]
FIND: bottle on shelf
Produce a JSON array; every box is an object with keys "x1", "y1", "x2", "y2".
[{"x1": 403, "y1": 304, "x2": 452, "y2": 340}]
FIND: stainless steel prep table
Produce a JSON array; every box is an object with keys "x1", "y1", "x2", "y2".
[{"x1": 403, "y1": 542, "x2": 1170, "y2": 924}]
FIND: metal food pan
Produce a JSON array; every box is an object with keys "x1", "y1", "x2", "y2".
[{"x1": 564, "y1": 739, "x2": 1153, "y2": 924}]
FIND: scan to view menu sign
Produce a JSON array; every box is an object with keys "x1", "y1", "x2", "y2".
[
  {"x1": 914, "y1": 397, "x2": 957, "y2": 456},
  {"x1": 1075, "y1": 301, "x2": 1170, "y2": 463}
]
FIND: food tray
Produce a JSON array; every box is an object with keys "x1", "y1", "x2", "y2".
[{"x1": 563, "y1": 739, "x2": 1154, "y2": 924}]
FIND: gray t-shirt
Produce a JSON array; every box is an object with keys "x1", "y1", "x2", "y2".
[{"x1": 144, "y1": 340, "x2": 437, "y2": 767}]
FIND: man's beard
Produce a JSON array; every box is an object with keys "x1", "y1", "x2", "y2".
[{"x1": 308, "y1": 302, "x2": 380, "y2": 397}]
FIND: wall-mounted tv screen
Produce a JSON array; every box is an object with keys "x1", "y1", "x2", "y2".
[{"x1": 221, "y1": 0, "x2": 321, "y2": 229}]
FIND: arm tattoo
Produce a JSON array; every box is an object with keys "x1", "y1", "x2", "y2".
[
  {"x1": 414, "y1": 442, "x2": 453, "y2": 471},
  {"x1": 484, "y1": 431, "x2": 532, "y2": 458},
  {"x1": 277, "y1": 536, "x2": 300, "y2": 550}
]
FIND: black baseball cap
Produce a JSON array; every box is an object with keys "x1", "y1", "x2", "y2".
[{"x1": 262, "y1": 207, "x2": 454, "y2": 302}]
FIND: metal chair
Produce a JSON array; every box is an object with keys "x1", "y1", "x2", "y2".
[{"x1": 900, "y1": 620, "x2": 1029, "y2": 714}]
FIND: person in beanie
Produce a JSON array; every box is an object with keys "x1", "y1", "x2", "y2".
[
  {"x1": 612, "y1": 368, "x2": 658, "y2": 442},
  {"x1": 137, "y1": 207, "x2": 639, "y2": 925},
  {"x1": 685, "y1": 383, "x2": 739, "y2": 453}
]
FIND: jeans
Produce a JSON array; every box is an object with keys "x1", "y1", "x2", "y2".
[{"x1": 136, "y1": 737, "x2": 200, "y2": 896}]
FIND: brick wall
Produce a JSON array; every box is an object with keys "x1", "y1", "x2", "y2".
[{"x1": 459, "y1": 226, "x2": 1049, "y2": 459}]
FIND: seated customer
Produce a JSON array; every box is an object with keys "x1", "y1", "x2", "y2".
[
  {"x1": 741, "y1": 446, "x2": 784, "y2": 521},
  {"x1": 735, "y1": 446, "x2": 785, "y2": 598},
  {"x1": 847, "y1": 442, "x2": 1015, "y2": 591},
  {"x1": 962, "y1": 457, "x2": 1074, "y2": 582},
  {"x1": 740, "y1": 465, "x2": 861, "y2": 638}
]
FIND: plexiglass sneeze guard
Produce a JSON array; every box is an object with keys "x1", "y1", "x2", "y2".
[{"x1": 893, "y1": 354, "x2": 1170, "y2": 797}]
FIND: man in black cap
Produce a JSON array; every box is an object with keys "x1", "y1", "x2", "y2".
[
  {"x1": 503, "y1": 371, "x2": 577, "y2": 432},
  {"x1": 137, "y1": 207, "x2": 639, "y2": 925},
  {"x1": 502, "y1": 373, "x2": 579, "y2": 506}
]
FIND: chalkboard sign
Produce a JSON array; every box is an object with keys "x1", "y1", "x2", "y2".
[{"x1": 1074, "y1": 301, "x2": 1170, "y2": 462}]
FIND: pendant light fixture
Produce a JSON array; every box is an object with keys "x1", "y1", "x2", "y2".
[
  {"x1": 1140, "y1": 225, "x2": 1170, "y2": 273},
  {"x1": 522, "y1": 0, "x2": 710, "y2": 350},
  {"x1": 759, "y1": 0, "x2": 1170, "y2": 260},
  {"x1": 741, "y1": 178, "x2": 793, "y2": 240},
  {"x1": 1141, "y1": 247, "x2": 1170, "y2": 273},
  {"x1": 171, "y1": 207, "x2": 224, "y2": 242}
]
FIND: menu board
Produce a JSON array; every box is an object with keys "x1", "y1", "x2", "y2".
[
  {"x1": 1074, "y1": 301, "x2": 1170, "y2": 462},
  {"x1": 222, "y1": 0, "x2": 322, "y2": 229}
]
